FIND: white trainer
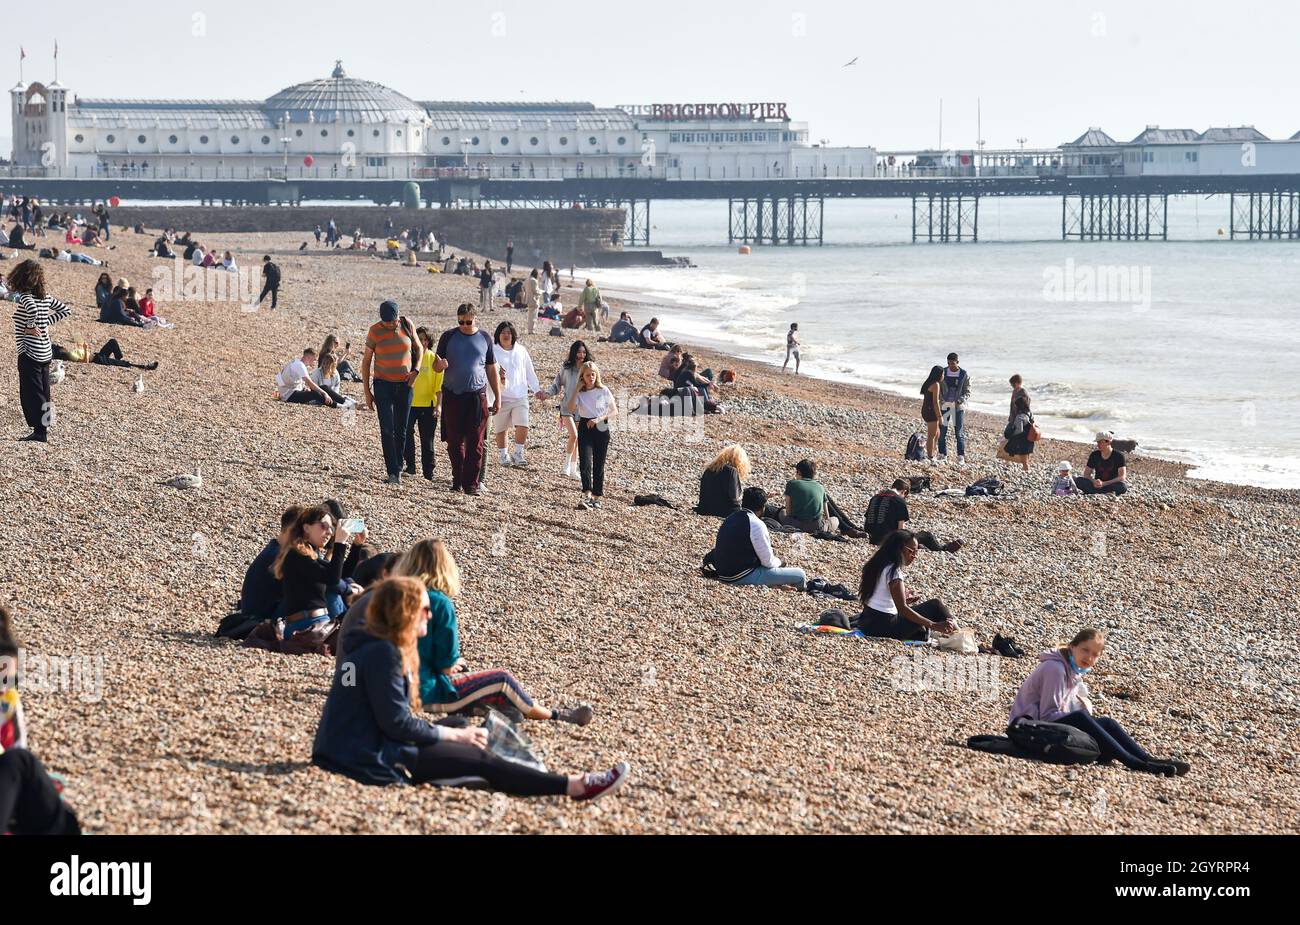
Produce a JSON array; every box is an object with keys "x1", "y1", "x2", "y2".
[
  {"x1": 511, "y1": 445, "x2": 527, "y2": 466},
  {"x1": 499, "y1": 448, "x2": 512, "y2": 466}
]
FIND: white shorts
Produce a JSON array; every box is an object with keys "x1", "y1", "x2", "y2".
[{"x1": 494, "y1": 398, "x2": 529, "y2": 430}]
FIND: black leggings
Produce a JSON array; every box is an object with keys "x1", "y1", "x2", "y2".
[
  {"x1": 412, "y1": 741, "x2": 568, "y2": 796},
  {"x1": 0, "y1": 749, "x2": 81, "y2": 835},
  {"x1": 405, "y1": 406, "x2": 438, "y2": 477},
  {"x1": 578, "y1": 420, "x2": 610, "y2": 496},
  {"x1": 856, "y1": 599, "x2": 952, "y2": 641},
  {"x1": 1057, "y1": 710, "x2": 1156, "y2": 771},
  {"x1": 91, "y1": 338, "x2": 150, "y2": 369}
]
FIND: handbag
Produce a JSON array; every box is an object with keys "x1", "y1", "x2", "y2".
[{"x1": 1028, "y1": 418, "x2": 1043, "y2": 443}]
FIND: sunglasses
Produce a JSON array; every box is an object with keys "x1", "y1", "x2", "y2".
[{"x1": 457, "y1": 319, "x2": 474, "y2": 326}]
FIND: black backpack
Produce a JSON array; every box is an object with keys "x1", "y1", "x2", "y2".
[
  {"x1": 905, "y1": 432, "x2": 926, "y2": 461},
  {"x1": 1005, "y1": 718, "x2": 1101, "y2": 765},
  {"x1": 966, "y1": 476, "x2": 1003, "y2": 497}
]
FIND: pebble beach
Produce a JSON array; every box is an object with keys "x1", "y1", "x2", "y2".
[{"x1": 2, "y1": 230, "x2": 1298, "y2": 834}]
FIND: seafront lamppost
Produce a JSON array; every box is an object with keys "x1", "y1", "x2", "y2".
[{"x1": 280, "y1": 113, "x2": 292, "y2": 177}]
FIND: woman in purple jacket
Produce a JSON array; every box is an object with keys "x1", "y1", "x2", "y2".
[{"x1": 1008, "y1": 628, "x2": 1190, "y2": 776}]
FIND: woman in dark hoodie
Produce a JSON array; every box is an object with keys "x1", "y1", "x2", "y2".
[
  {"x1": 99, "y1": 280, "x2": 145, "y2": 327},
  {"x1": 313, "y1": 577, "x2": 630, "y2": 800},
  {"x1": 1008, "y1": 628, "x2": 1190, "y2": 776},
  {"x1": 93, "y1": 272, "x2": 113, "y2": 311}
]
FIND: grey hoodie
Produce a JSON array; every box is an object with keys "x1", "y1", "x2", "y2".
[{"x1": 1008, "y1": 649, "x2": 1093, "y2": 724}]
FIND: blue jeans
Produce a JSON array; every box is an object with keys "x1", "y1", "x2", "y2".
[
  {"x1": 1057, "y1": 711, "x2": 1155, "y2": 771},
  {"x1": 732, "y1": 565, "x2": 807, "y2": 589},
  {"x1": 938, "y1": 405, "x2": 965, "y2": 457},
  {"x1": 372, "y1": 378, "x2": 413, "y2": 476}
]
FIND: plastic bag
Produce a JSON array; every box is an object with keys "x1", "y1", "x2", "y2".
[
  {"x1": 935, "y1": 628, "x2": 978, "y2": 655},
  {"x1": 482, "y1": 708, "x2": 548, "y2": 773}
]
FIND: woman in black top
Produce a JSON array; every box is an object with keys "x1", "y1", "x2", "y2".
[
  {"x1": 272, "y1": 505, "x2": 352, "y2": 638},
  {"x1": 697, "y1": 444, "x2": 750, "y2": 516},
  {"x1": 93, "y1": 273, "x2": 113, "y2": 311},
  {"x1": 920, "y1": 365, "x2": 943, "y2": 461},
  {"x1": 673, "y1": 356, "x2": 714, "y2": 403},
  {"x1": 1000, "y1": 394, "x2": 1035, "y2": 471}
]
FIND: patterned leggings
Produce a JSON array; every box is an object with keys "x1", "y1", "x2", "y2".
[{"x1": 429, "y1": 669, "x2": 536, "y2": 715}]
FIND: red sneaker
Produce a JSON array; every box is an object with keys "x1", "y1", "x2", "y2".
[{"x1": 573, "y1": 761, "x2": 631, "y2": 802}]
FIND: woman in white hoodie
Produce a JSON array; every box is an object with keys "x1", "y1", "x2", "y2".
[{"x1": 492, "y1": 321, "x2": 542, "y2": 467}]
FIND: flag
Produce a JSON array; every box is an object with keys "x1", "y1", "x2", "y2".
[
  {"x1": 20, "y1": 46, "x2": 26, "y2": 60},
  {"x1": 54, "y1": 42, "x2": 58, "y2": 60}
]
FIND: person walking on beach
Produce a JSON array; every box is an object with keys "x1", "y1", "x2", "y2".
[
  {"x1": 578, "y1": 279, "x2": 602, "y2": 333},
  {"x1": 404, "y1": 327, "x2": 443, "y2": 481},
  {"x1": 433, "y1": 303, "x2": 499, "y2": 495},
  {"x1": 505, "y1": 239, "x2": 514, "y2": 274},
  {"x1": 783, "y1": 323, "x2": 801, "y2": 374},
  {"x1": 938, "y1": 352, "x2": 970, "y2": 464},
  {"x1": 492, "y1": 321, "x2": 541, "y2": 468},
  {"x1": 7, "y1": 260, "x2": 71, "y2": 443},
  {"x1": 567, "y1": 361, "x2": 614, "y2": 510},
  {"x1": 258, "y1": 256, "x2": 281, "y2": 310},
  {"x1": 920, "y1": 365, "x2": 943, "y2": 462},
  {"x1": 478, "y1": 260, "x2": 494, "y2": 313},
  {"x1": 523, "y1": 268, "x2": 541, "y2": 334},
  {"x1": 361, "y1": 300, "x2": 422, "y2": 485},
  {"x1": 546, "y1": 340, "x2": 590, "y2": 479},
  {"x1": 999, "y1": 393, "x2": 1036, "y2": 471}
]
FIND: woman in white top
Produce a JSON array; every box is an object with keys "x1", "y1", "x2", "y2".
[
  {"x1": 491, "y1": 321, "x2": 543, "y2": 467},
  {"x1": 545, "y1": 340, "x2": 591, "y2": 479},
  {"x1": 855, "y1": 530, "x2": 958, "y2": 640},
  {"x1": 565, "y1": 361, "x2": 614, "y2": 510},
  {"x1": 222, "y1": 250, "x2": 238, "y2": 272}
]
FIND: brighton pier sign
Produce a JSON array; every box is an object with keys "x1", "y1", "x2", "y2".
[{"x1": 618, "y1": 102, "x2": 790, "y2": 121}]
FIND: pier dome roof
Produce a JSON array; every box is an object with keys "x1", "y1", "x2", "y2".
[{"x1": 265, "y1": 61, "x2": 428, "y2": 125}]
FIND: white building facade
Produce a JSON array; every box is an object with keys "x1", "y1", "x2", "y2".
[{"x1": 8, "y1": 65, "x2": 876, "y2": 180}]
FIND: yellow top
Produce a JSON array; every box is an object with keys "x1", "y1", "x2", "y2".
[{"x1": 411, "y1": 350, "x2": 444, "y2": 408}]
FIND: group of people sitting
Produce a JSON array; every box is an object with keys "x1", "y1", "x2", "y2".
[
  {"x1": 275, "y1": 334, "x2": 361, "y2": 409},
  {"x1": 94, "y1": 274, "x2": 169, "y2": 328},
  {"x1": 223, "y1": 503, "x2": 631, "y2": 800}
]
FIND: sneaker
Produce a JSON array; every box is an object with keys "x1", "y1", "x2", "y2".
[
  {"x1": 1144, "y1": 760, "x2": 1179, "y2": 777},
  {"x1": 498, "y1": 448, "x2": 511, "y2": 466},
  {"x1": 568, "y1": 464, "x2": 583, "y2": 481},
  {"x1": 511, "y1": 445, "x2": 527, "y2": 466},
  {"x1": 577, "y1": 497, "x2": 594, "y2": 510},
  {"x1": 386, "y1": 472, "x2": 400, "y2": 485},
  {"x1": 555, "y1": 704, "x2": 595, "y2": 726},
  {"x1": 18, "y1": 431, "x2": 48, "y2": 443},
  {"x1": 590, "y1": 498, "x2": 602, "y2": 509},
  {"x1": 957, "y1": 455, "x2": 967, "y2": 466},
  {"x1": 405, "y1": 466, "x2": 416, "y2": 476},
  {"x1": 1159, "y1": 757, "x2": 1191, "y2": 776},
  {"x1": 465, "y1": 484, "x2": 482, "y2": 497},
  {"x1": 573, "y1": 761, "x2": 631, "y2": 802},
  {"x1": 936, "y1": 456, "x2": 948, "y2": 465}
]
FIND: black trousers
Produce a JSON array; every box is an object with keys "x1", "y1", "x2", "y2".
[
  {"x1": 0, "y1": 749, "x2": 81, "y2": 835},
  {"x1": 578, "y1": 419, "x2": 610, "y2": 496},
  {"x1": 405, "y1": 406, "x2": 438, "y2": 477},
  {"x1": 412, "y1": 741, "x2": 568, "y2": 796},
  {"x1": 855, "y1": 599, "x2": 953, "y2": 641},
  {"x1": 258, "y1": 283, "x2": 279, "y2": 309},
  {"x1": 17, "y1": 354, "x2": 51, "y2": 435}
]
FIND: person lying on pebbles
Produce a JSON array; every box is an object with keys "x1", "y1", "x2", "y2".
[
  {"x1": 704, "y1": 487, "x2": 808, "y2": 590},
  {"x1": 864, "y1": 479, "x2": 963, "y2": 552},
  {"x1": 313, "y1": 576, "x2": 631, "y2": 801},
  {"x1": 1009, "y1": 628, "x2": 1190, "y2": 777},
  {"x1": 398, "y1": 539, "x2": 593, "y2": 726},
  {"x1": 853, "y1": 530, "x2": 958, "y2": 640}
]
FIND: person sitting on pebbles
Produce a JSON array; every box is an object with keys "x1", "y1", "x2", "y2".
[
  {"x1": 704, "y1": 487, "x2": 807, "y2": 589},
  {"x1": 313, "y1": 575, "x2": 631, "y2": 800},
  {"x1": 1008, "y1": 628, "x2": 1190, "y2": 776},
  {"x1": 399, "y1": 539, "x2": 594, "y2": 726},
  {"x1": 853, "y1": 530, "x2": 958, "y2": 640},
  {"x1": 864, "y1": 479, "x2": 963, "y2": 552},
  {"x1": 1051, "y1": 461, "x2": 1082, "y2": 496},
  {"x1": 1075, "y1": 432, "x2": 1129, "y2": 495}
]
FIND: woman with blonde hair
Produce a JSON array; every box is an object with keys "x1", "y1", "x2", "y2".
[
  {"x1": 314, "y1": 577, "x2": 630, "y2": 799},
  {"x1": 566, "y1": 360, "x2": 614, "y2": 510},
  {"x1": 697, "y1": 444, "x2": 750, "y2": 517},
  {"x1": 319, "y1": 333, "x2": 361, "y2": 382},
  {"x1": 1008, "y1": 628, "x2": 1189, "y2": 776},
  {"x1": 398, "y1": 539, "x2": 593, "y2": 725}
]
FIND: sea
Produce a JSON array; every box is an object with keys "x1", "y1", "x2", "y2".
[{"x1": 586, "y1": 197, "x2": 1300, "y2": 490}]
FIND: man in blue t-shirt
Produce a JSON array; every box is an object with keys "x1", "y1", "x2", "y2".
[{"x1": 433, "y1": 303, "x2": 499, "y2": 496}]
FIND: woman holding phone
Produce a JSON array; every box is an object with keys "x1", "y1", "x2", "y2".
[{"x1": 270, "y1": 504, "x2": 353, "y2": 643}]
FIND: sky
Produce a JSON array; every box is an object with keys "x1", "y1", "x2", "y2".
[{"x1": 6, "y1": 0, "x2": 1300, "y2": 157}]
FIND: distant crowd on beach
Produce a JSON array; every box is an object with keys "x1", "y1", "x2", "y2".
[{"x1": 1, "y1": 224, "x2": 1178, "y2": 835}]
